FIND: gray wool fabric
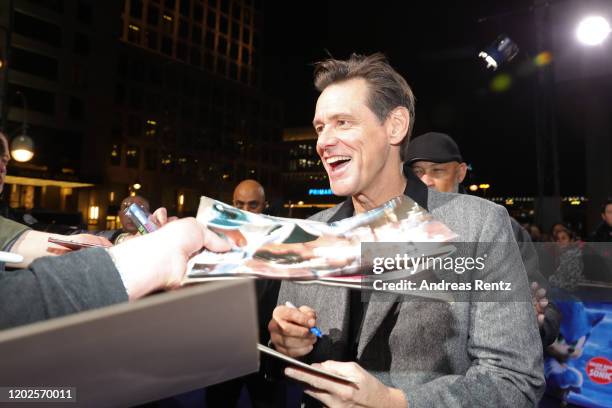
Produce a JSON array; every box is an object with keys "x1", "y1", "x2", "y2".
[
  {"x1": 279, "y1": 189, "x2": 545, "y2": 407},
  {"x1": 0, "y1": 248, "x2": 128, "y2": 330}
]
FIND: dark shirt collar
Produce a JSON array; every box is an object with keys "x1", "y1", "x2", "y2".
[{"x1": 328, "y1": 169, "x2": 428, "y2": 222}]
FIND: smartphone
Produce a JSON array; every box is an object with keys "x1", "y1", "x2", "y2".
[
  {"x1": 124, "y1": 203, "x2": 159, "y2": 234},
  {"x1": 48, "y1": 237, "x2": 110, "y2": 250}
]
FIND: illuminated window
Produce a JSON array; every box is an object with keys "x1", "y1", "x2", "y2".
[
  {"x1": 145, "y1": 119, "x2": 157, "y2": 137},
  {"x1": 128, "y1": 23, "x2": 141, "y2": 44},
  {"x1": 110, "y1": 144, "x2": 121, "y2": 166},
  {"x1": 161, "y1": 153, "x2": 174, "y2": 171},
  {"x1": 126, "y1": 145, "x2": 140, "y2": 168},
  {"x1": 162, "y1": 14, "x2": 174, "y2": 34},
  {"x1": 106, "y1": 215, "x2": 120, "y2": 230}
]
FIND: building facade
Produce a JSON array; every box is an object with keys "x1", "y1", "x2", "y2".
[
  {"x1": 281, "y1": 127, "x2": 342, "y2": 218},
  {"x1": 0, "y1": 0, "x2": 283, "y2": 229}
]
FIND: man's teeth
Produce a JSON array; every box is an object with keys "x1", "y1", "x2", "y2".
[{"x1": 326, "y1": 156, "x2": 351, "y2": 164}]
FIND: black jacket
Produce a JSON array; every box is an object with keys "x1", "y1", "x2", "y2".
[{"x1": 589, "y1": 222, "x2": 612, "y2": 243}]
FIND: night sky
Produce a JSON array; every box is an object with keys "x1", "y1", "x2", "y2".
[{"x1": 259, "y1": 0, "x2": 593, "y2": 197}]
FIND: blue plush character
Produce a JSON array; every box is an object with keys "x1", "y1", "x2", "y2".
[{"x1": 545, "y1": 301, "x2": 605, "y2": 393}]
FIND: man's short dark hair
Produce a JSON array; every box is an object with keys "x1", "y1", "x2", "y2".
[
  {"x1": 602, "y1": 199, "x2": 612, "y2": 214},
  {"x1": 313, "y1": 53, "x2": 416, "y2": 160}
]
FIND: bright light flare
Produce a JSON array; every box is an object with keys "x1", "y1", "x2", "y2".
[{"x1": 576, "y1": 16, "x2": 611, "y2": 46}]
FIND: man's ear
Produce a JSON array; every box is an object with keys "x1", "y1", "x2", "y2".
[
  {"x1": 386, "y1": 107, "x2": 410, "y2": 146},
  {"x1": 457, "y1": 162, "x2": 468, "y2": 183}
]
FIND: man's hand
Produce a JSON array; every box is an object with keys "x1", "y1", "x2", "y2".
[
  {"x1": 10, "y1": 230, "x2": 112, "y2": 267},
  {"x1": 268, "y1": 304, "x2": 318, "y2": 357},
  {"x1": 116, "y1": 207, "x2": 178, "y2": 244},
  {"x1": 150, "y1": 207, "x2": 178, "y2": 227},
  {"x1": 108, "y1": 217, "x2": 231, "y2": 300},
  {"x1": 531, "y1": 281, "x2": 548, "y2": 327},
  {"x1": 285, "y1": 360, "x2": 407, "y2": 408}
]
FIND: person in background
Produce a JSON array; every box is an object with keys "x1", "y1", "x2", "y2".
[
  {"x1": 113, "y1": 195, "x2": 159, "y2": 244},
  {"x1": 551, "y1": 223, "x2": 567, "y2": 242},
  {"x1": 404, "y1": 131, "x2": 560, "y2": 346},
  {"x1": 589, "y1": 199, "x2": 612, "y2": 243},
  {"x1": 550, "y1": 226, "x2": 584, "y2": 291},
  {"x1": 404, "y1": 132, "x2": 467, "y2": 194},
  {"x1": 206, "y1": 179, "x2": 285, "y2": 408},
  {"x1": 232, "y1": 179, "x2": 268, "y2": 214},
  {"x1": 529, "y1": 224, "x2": 543, "y2": 242}
]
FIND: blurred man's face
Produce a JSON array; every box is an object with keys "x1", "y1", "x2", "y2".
[
  {"x1": 411, "y1": 161, "x2": 467, "y2": 193},
  {"x1": 233, "y1": 183, "x2": 265, "y2": 214},
  {"x1": 314, "y1": 78, "x2": 394, "y2": 198},
  {"x1": 119, "y1": 196, "x2": 150, "y2": 233},
  {"x1": 0, "y1": 136, "x2": 9, "y2": 194},
  {"x1": 603, "y1": 204, "x2": 612, "y2": 227}
]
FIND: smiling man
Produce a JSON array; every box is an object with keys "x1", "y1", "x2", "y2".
[{"x1": 269, "y1": 53, "x2": 544, "y2": 407}]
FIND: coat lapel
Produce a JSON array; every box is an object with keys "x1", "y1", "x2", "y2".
[
  {"x1": 321, "y1": 185, "x2": 425, "y2": 358},
  {"x1": 357, "y1": 291, "x2": 399, "y2": 357}
]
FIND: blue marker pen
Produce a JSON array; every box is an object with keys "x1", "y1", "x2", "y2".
[{"x1": 285, "y1": 301, "x2": 323, "y2": 338}]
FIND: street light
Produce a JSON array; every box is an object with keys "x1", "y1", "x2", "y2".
[
  {"x1": 10, "y1": 135, "x2": 33, "y2": 162},
  {"x1": 576, "y1": 16, "x2": 611, "y2": 46},
  {"x1": 10, "y1": 91, "x2": 34, "y2": 162}
]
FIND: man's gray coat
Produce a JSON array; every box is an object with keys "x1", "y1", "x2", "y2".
[{"x1": 278, "y1": 188, "x2": 545, "y2": 407}]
